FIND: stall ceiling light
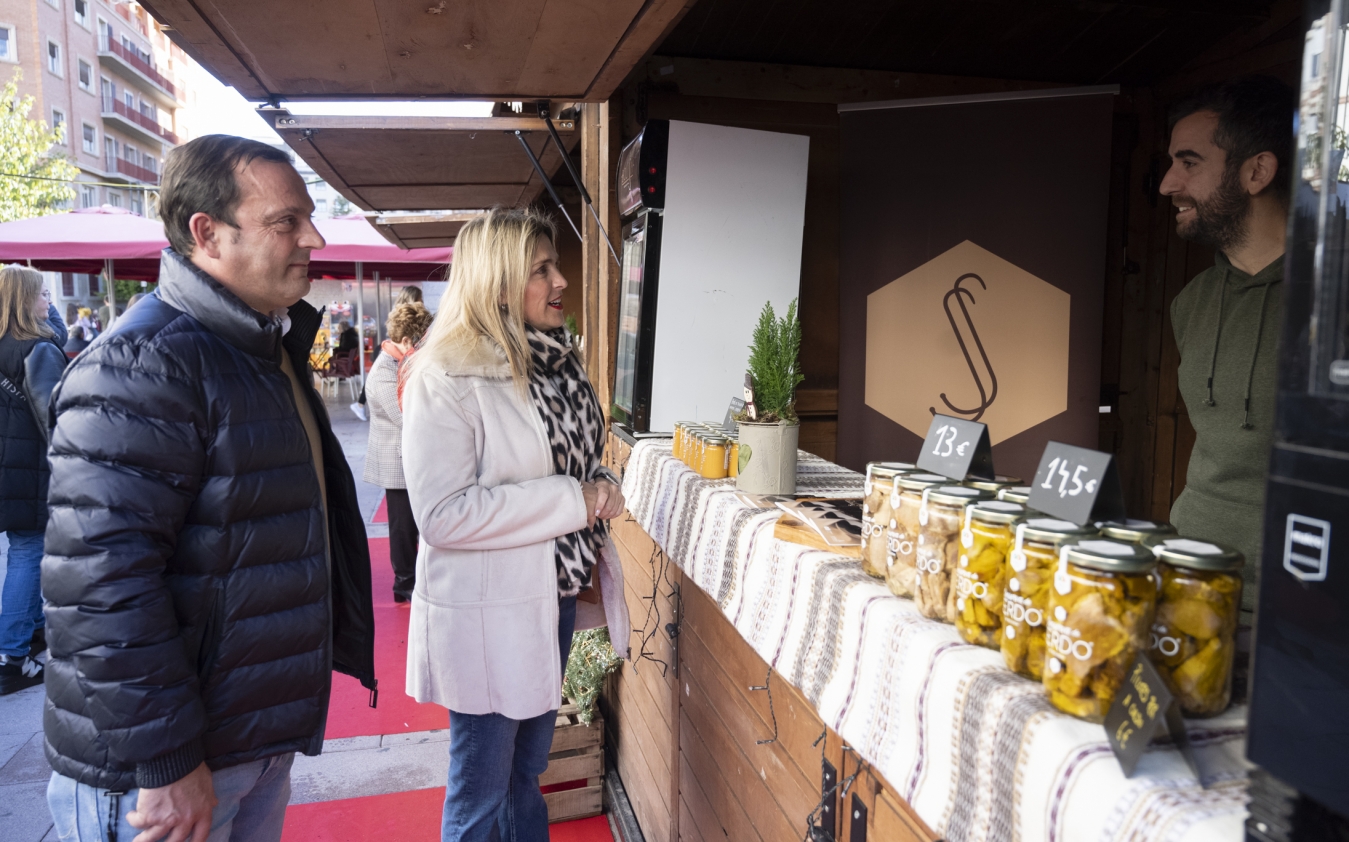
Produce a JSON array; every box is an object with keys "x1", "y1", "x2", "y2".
[{"x1": 284, "y1": 101, "x2": 495, "y2": 117}]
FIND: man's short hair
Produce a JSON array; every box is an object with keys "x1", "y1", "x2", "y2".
[
  {"x1": 1170, "y1": 76, "x2": 1295, "y2": 202},
  {"x1": 159, "y1": 135, "x2": 294, "y2": 257}
]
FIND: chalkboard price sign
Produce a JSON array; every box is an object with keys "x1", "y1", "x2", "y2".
[
  {"x1": 915, "y1": 414, "x2": 995, "y2": 480},
  {"x1": 1105, "y1": 656, "x2": 1199, "y2": 780},
  {"x1": 1027, "y1": 442, "x2": 1126, "y2": 526}
]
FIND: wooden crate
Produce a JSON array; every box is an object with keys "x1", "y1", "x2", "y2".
[{"x1": 543, "y1": 703, "x2": 605, "y2": 823}]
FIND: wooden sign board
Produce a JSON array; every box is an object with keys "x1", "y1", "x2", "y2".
[
  {"x1": 915, "y1": 414, "x2": 994, "y2": 480},
  {"x1": 1027, "y1": 441, "x2": 1126, "y2": 526}
]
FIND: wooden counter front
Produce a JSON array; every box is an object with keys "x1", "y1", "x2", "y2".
[{"x1": 602, "y1": 435, "x2": 937, "y2": 842}]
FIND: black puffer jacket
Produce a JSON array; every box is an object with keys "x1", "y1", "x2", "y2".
[
  {"x1": 0, "y1": 332, "x2": 66, "y2": 532},
  {"x1": 42, "y1": 250, "x2": 376, "y2": 791}
]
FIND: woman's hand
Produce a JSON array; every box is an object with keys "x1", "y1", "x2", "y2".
[{"x1": 580, "y1": 480, "x2": 625, "y2": 528}]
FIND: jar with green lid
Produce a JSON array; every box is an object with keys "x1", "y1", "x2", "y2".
[
  {"x1": 1001, "y1": 518, "x2": 1099, "y2": 681},
  {"x1": 996, "y1": 486, "x2": 1034, "y2": 506},
  {"x1": 914, "y1": 485, "x2": 993, "y2": 621},
  {"x1": 1145, "y1": 537, "x2": 1243, "y2": 717},
  {"x1": 860, "y1": 463, "x2": 912, "y2": 579},
  {"x1": 1043, "y1": 539, "x2": 1158, "y2": 723},
  {"x1": 965, "y1": 476, "x2": 1023, "y2": 494},
  {"x1": 885, "y1": 473, "x2": 948, "y2": 598},
  {"x1": 1097, "y1": 519, "x2": 1177, "y2": 544},
  {"x1": 954, "y1": 501, "x2": 1026, "y2": 648}
]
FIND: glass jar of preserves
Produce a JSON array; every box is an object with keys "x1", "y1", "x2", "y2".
[
  {"x1": 1145, "y1": 537, "x2": 1243, "y2": 717},
  {"x1": 672, "y1": 422, "x2": 687, "y2": 463},
  {"x1": 728, "y1": 436, "x2": 740, "y2": 478},
  {"x1": 700, "y1": 435, "x2": 730, "y2": 480},
  {"x1": 996, "y1": 486, "x2": 1033, "y2": 505},
  {"x1": 885, "y1": 473, "x2": 947, "y2": 598},
  {"x1": 1043, "y1": 539, "x2": 1158, "y2": 723},
  {"x1": 1097, "y1": 519, "x2": 1176, "y2": 544},
  {"x1": 954, "y1": 501, "x2": 1025, "y2": 648},
  {"x1": 966, "y1": 475, "x2": 1023, "y2": 494},
  {"x1": 1001, "y1": 518, "x2": 1098, "y2": 681},
  {"x1": 860, "y1": 463, "x2": 912, "y2": 579},
  {"x1": 914, "y1": 485, "x2": 992, "y2": 621}
]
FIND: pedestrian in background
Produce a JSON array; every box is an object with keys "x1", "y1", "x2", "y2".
[
  {"x1": 351, "y1": 285, "x2": 424, "y2": 421},
  {"x1": 0, "y1": 266, "x2": 67, "y2": 694},
  {"x1": 61, "y1": 326, "x2": 90, "y2": 357},
  {"x1": 337, "y1": 319, "x2": 359, "y2": 354},
  {"x1": 42, "y1": 134, "x2": 376, "y2": 842},
  {"x1": 363, "y1": 301, "x2": 433, "y2": 602},
  {"x1": 400, "y1": 208, "x2": 629, "y2": 842}
]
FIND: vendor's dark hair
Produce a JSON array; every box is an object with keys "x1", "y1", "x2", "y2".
[
  {"x1": 160, "y1": 135, "x2": 293, "y2": 257},
  {"x1": 1170, "y1": 76, "x2": 1294, "y2": 202}
]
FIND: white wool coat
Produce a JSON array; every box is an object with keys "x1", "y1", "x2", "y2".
[{"x1": 401, "y1": 336, "x2": 630, "y2": 719}]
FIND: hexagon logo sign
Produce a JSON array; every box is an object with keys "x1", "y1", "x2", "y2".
[{"x1": 866, "y1": 240, "x2": 1070, "y2": 445}]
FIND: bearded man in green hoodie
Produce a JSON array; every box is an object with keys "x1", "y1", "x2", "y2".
[{"x1": 1160, "y1": 76, "x2": 1293, "y2": 612}]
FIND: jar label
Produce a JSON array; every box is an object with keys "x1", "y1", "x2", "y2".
[
  {"x1": 1003, "y1": 594, "x2": 1042, "y2": 627},
  {"x1": 1046, "y1": 619, "x2": 1094, "y2": 662}
]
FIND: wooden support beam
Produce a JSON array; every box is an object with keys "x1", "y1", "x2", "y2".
[{"x1": 261, "y1": 112, "x2": 575, "y2": 132}]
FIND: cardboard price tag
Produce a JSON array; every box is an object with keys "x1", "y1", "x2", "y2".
[
  {"x1": 1105, "y1": 656, "x2": 1199, "y2": 780},
  {"x1": 915, "y1": 414, "x2": 994, "y2": 480},
  {"x1": 1027, "y1": 442, "x2": 1126, "y2": 526}
]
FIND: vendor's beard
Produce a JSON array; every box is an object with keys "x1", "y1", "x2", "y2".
[{"x1": 1176, "y1": 165, "x2": 1253, "y2": 253}]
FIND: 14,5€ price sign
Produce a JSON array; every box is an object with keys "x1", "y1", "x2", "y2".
[
  {"x1": 916, "y1": 414, "x2": 995, "y2": 480},
  {"x1": 1027, "y1": 441, "x2": 1126, "y2": 526}
]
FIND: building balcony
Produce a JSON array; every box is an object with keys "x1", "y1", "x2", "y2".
[
  {"x1": 101, "y1": 96, "x2": 178, "y2": 146},
  {"x1": 106, "y1": 155, "x2": 159, "y2": 185},
  {"x1": 98, "y1": 36, "x2": 178, "y2": 107}
]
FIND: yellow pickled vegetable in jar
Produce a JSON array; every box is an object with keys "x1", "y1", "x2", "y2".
[
  {"x1": 954, "y1": 501, "x2": 1025, "y2": 648},
  {"x1": 701, "y1": 436, "x2": 730, "y2": 480},
  {"x1": 1145, "y1": 537, "x2": 1243, "y2": 717},
  {"x1": 885, "y1": 473, "x2": 946, "y2": 598},
  {"x1": 913, "y1": 485, "x2": 992, "y2": 622},
  {"x1": 860, "y1": 463, "x2": 912, "y2": 579},
  {"x1": 965, "y1": 475, "x2": 1023, "y2": 494},
  {"x1": 1097, "y1": 519, "x2": 1176, "y2": 544},
  {"x1": 1043, "y1": 539, "x2": 1157, "y2": 723},
  {"x1": 1001, "y1": 518, "x2": 1098, "y2": 681}
]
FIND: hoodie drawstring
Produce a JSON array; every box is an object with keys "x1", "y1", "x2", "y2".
[
  {"x1": 1241, "y1": 283, "x2": 1272, "y2": 430},
  {"x1": 1204, "y1": 275, "x2": 1227, "y2": 407}
]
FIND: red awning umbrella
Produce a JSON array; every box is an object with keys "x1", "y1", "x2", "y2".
[
  {"x1": 309, "y1": 215, "x2": 452, "y2": 282},
  {"x1": 0, "y1": 205, "x2": 165, "y2": 280}
]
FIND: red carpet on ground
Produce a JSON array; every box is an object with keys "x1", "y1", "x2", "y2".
[
  {"x1": 281, "y1": 788, "x2": 615, "y2": 841},
  {"x1": 372, "y1": 494, "x2": 388, "y2": 523},
  {"x1": 325, "y1": 538, "x2": 444, "y2": 739}
]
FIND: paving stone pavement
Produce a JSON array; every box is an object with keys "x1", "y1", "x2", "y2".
[{"x1": 0, "y1": 390, "x2": 396, "y2": 840}]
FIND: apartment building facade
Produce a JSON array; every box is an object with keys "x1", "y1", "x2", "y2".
[{"x1": 0, "y1": 0, "x2": 197, "y2": 319}]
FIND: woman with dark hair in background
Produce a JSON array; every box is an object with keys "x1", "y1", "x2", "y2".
[{"x1": 0, "y1": 265, "x2": 68, "y2": 694}]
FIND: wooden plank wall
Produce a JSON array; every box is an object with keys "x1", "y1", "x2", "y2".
[{"x1": 604, "y1": 437, "x2": 938, "y2": 842}]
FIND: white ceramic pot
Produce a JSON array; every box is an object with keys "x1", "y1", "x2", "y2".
[{"x1": 735, "y1": 420, "x2": 799, "y2": 495}]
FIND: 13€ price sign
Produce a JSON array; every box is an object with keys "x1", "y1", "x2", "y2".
[
  {"x1": 1027, "y1": 441, "x2": 1126, "y2": 526},
  {"x1": 916, "y1": 414, "x2": 995, "y2": 480}
]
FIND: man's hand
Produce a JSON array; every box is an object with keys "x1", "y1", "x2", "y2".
[{"x1": 127, "y1": 762, "x2": 217, "y2": 842}]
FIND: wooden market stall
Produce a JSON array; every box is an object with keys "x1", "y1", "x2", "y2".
[{"x1": 140, "y1": 1, "x2": 1314, "y2": 840}]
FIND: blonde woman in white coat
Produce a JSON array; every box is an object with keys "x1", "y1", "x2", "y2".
[{"x1": 401, "y1": 208, "x2": 630, "y2": 842}]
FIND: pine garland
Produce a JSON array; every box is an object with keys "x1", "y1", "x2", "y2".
[{"x1": 563, "y1": 628, "x2": 623, "y2": 725}]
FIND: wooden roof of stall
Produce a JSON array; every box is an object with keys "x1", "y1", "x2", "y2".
[{"x1": 138, "y1": 0, "x2": 697, "y2": 101}]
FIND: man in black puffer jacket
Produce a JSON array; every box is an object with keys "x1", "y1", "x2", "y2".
[{"x1": 42, "y1": 135, "x2": 376, "y2": 842}]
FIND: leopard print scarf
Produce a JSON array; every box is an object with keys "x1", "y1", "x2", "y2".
[{"x1": 526, "y1": 326, "x2": 607, "y2": 597}]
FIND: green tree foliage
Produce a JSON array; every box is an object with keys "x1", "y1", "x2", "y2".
[
  {"x1": 113, "y1": 279, "x2": 157, "y2": 303},
  {"x1": 745, "y1": 298, "x2": 804, "y2": 423},
  {"x1": 562, "y1": 629, "x2": 622, "y2": 725},
  {"x1": 0, "y1": 71, "x2": 79, "y2": 222},
  {"x1": 332, "y1": 196, "x2": 352, "y2": 217}
]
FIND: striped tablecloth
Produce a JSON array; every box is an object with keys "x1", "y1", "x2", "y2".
[{"x1": 621, "y1": 440, "x2": 1249, "y2": 842}]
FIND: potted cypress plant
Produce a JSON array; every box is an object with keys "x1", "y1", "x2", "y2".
[{"x1": 736, "y1": 299, "x2": 804, "y2": 495}]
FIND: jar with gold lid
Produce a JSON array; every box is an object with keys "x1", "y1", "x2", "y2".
[
  {"x1": 1145, "y1": 537, "x2": 1243, "y2": 717},
  {"x1": 954, "y1": 501, "x2": 1025, "y2": 648},
  {"x1": 885, "y1": 472, "x2": 947, "y2": 598},
  {"x1": 1001, "y1": 518, "x2": 1098, "y2": 680},
  {"x1": 965, "y1": 476, "x2": 1023, "y2": 494},
  {"x1": 996, "y1": 486, "x2": 1033, "y2": 506},
  {"x1": 1097, "y1": 519, "x2": 1176, "y2": 544},
  {"x1": 1043, "y1": 539, "x2": 1158, "y2": 723},
  {"x1": 913, "y1": 485, "x2": 993, "y2": 621},
  {"x1": 860, "y1": 463, "x2": 914, "y2": 579},
  {"x1": 699, "y1": 435, "x2": 730, "y2": 480}
]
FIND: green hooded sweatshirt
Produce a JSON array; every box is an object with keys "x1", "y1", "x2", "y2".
[{"x1": 1170, "y1": 252, "x2": 1283, "y2": 612}]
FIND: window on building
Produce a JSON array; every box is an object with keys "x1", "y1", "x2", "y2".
[
  {"x1": 124, "y1": 91, "x2": 133, "y2": 111},
  {"x1": 80, "y1": 184, "x2": 96, "y2": 208},
  {"x1": 124, "y1": 143, "x2": 137, "y2": 163},
  {"x1": 104, "y1": 136, "x2": 117, "y2": 170},
  {"x1": 129, "y1": 192, "x2": 143, "y2": 216},
  {"x1": 77, "y1": 59, "x2": 91, "y2": 91},
  {"x1": 47, "y1": 41, "x2": 61, "y2": 76},
  {"x1": 107, "y1": 191, "x2": 121, "y2": 208},
  {"x1": 0, "y1": 26, "x2": 14, "y2": 63},
  {"x1": 61, "y1": 273, "x2": 75, "y2": 297},
  {"x1": 45, "y1": 0, "x2": 59, "y2": 9},
  {"x1": 51, "y1": 109, "x2": 65, "y2": 143},
  {"x1": 89, "y1": 272, "x2": 100, "y2": 294},
  {"x1": 82, "y1": 122, "x2": 96, "y2": 154},
  {"x1": 73, "y1": 0, "x2": 88, "y2": 28}
]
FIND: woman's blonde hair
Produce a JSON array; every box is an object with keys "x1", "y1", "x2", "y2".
[
  {"x1": 404, "y1": 207, "x2": 556, "y2": 387},
  {"x1": 386, "y1": 301, "x2": 433, "y2": 344},
  {"x1": 0, "y1": 265, "x2": 52, "y2": 341}
]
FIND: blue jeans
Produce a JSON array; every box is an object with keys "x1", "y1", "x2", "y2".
[
  {"x1": 47, "y1": 753, "x2": 294, "y2": 842},
  {"x1": 0, "y1": 530, "x2": 45, "y2": 657},
  {"x1": 442, "y1": 596, "x2": 578, "y2": 842}
]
